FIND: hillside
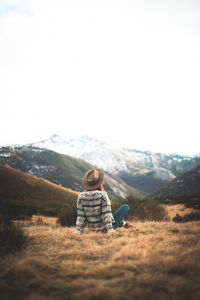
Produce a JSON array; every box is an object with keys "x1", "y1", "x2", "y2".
[
  {"x1": 0, "y1": 146, "x2": 145, "y2": 199},
  {"x1": 1, "y1": 219, "x2": 200, "y2": 300},
  {"x1": 118, "y1": 168, "x2": 175, "y2": 194},
  {"x1": 0, "y1": 164, "x2": 78, "y2": 216},
  {"x1": 151, "y1": 165, "x2": 200, "y2": 208},
  {"x1": 28, "y1": 134, "x2": 200, "y2": 193}
]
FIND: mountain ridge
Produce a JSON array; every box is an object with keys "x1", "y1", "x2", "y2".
[
  {"x1": 27, "y1": 134, "x2": 200, "y2": 193},
  {"x1": 0, "y1": 145, "x2": 145, "y2": 199}
]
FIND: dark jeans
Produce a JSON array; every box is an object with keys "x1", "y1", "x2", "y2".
[{"x1": 112, "y1": 204, "x2": 130, "y2": 229}]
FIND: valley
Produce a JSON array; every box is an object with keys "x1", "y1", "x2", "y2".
[{"x1": 0, "y1": 134, "x2": 200, "y2": 207}]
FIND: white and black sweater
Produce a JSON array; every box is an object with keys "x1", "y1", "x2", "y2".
[{"x1": 76, "y1": 190, "x2": 115, "y2": 233}]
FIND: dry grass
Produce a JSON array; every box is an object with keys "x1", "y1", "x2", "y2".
[
  {"x1": 13, "y1": 215, "x2": 59, "y2": 227},
  {"x1": 163, "y1": 204, "x2": 198, "y2": 219},
  {"x1": 1, "y1": 214, "x2": 200, "y2": 300},
  {"x1": 0, "y1": 164, "x2": 78, "y2": 217}
]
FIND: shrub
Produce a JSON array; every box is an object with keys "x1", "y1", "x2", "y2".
[
  {"x1": 0, "y1": 199, "x2": 34, "y2": 220},
  {"x1": 117, "y1": 196, "x2": 169, "y2": 221},
  {"x1": 24, "y1": 217, "x2": 49, "y2": 227},
  {"x1": 57, "y1": 203, "x2": 77, "y2": 227},
  {"x1": 173, "y1": 211, "x2": 200, "y2": 223},
  {"x1": 36, "y1": 205, "x2": 61, "y2": 217},
  {"x1": 0, "y1": 215, "x2": 28, "y2": 257},
  {"x1": 58, "y1": 195, "x2": 169, "y2": 227}
]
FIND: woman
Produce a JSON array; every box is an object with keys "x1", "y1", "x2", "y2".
[{"x1": 75, "y1": 168, "x2": 134, "y2": 234}]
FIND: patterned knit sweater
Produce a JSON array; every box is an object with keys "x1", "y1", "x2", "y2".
[{"x1": 76, "y1": 190, "x2": 115, "y2": 233}]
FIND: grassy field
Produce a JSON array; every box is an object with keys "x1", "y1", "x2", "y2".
[{"x1": 1, "y1": 211, "x2": 200, "y2": 300}]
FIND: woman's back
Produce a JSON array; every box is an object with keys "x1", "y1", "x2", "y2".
[{"x1": 76, "y1": 189, "x2": 114, "y2": 233}]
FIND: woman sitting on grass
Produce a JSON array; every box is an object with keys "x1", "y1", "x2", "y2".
[{"x1": 75, "y1": 168, "x2": 135, "y2": 234}]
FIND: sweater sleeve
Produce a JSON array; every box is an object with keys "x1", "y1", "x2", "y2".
[
  {"x1": 76, "y1": 195, "x2": 87, "y2": 233},
  {"x1": 102, "y1": 191, "x2": 114, "y2": 233}
]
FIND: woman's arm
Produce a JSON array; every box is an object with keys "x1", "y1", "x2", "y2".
[
  {"x1": 102, "y1": 191, "x2": 115, "y2": 233},
  {"x1": 75, "y1": 195, "x2": 87, "y2": 233}
]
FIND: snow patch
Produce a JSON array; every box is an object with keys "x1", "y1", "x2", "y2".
[
  {"x1": 153, "y1": 168, "x2": 175, "y2": 181},
  {"x1": 28, "y1": 165, "x2": 56, "y2": 175},
  {"x1": 0, "y1": 152, "x2": 11, "y2": 157}
]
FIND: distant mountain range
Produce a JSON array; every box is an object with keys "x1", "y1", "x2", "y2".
[
  {"x1": 28, "y1": 134, "x2": 200, "y2": 193},
  {"x1": 0, "y1": 145, "x2": 144, "y2": 199},
  {"x1": 150, "y1": 165, "x2": 200, "y2": 208},
  {"x1": 1, "y1": 134, "x2": 199, "y2": 198}
]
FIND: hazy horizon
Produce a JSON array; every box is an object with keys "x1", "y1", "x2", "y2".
[{"x1": 0, "y1": 0, "x2": 200, "y2": 156}]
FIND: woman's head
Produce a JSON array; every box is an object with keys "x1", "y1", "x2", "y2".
[{"x1": 83, "y1": 168, "x2": 104, "y2": 191}]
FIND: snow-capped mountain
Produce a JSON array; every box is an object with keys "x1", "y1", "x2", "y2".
[
  {"x1": 27, "y1": 134, "x2": 199, "y2": 194},
  {"x1": 32, "y1": 134, "x2": 136, "y2": 174},
  {"x1": 30, "y1": 134, "x2": 194, "y2": 174}
]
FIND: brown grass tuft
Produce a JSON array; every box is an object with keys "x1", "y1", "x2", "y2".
[{"x1": 164, "y1": 204, "x2": 198, "y2": 219}]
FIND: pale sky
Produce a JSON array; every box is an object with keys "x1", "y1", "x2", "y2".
[{"x1": 0, "y1": 0, "x2": 200, "y2": 156}]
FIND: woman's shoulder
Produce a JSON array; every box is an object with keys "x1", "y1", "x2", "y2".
[{"x1": 78, "y1": 190, "x2": 106, "y2": 199}]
